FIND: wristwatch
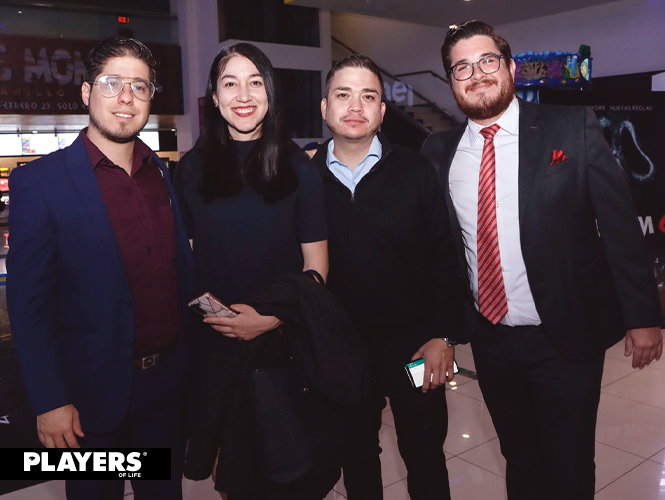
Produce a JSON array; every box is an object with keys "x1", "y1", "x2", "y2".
[{"x1": 441, "y1": 337, "x2": 458, "y2": 348}]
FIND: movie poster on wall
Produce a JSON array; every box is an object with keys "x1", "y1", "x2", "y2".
[
  {"x1": 540, "y1": 91, "x2": 665, "y2": 323},
  {"x1": 0, "y1": 34, "x2": 183, "y2": 115}
]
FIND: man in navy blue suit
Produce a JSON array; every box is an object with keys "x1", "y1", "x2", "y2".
[{"x1": 7, "y1": 36, "x2": 193, "y2": 499}]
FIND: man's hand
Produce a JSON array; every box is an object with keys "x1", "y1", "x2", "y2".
[
  {"x1": 411, "y1": 339, "x2": 455, "y2": 393},
  {"x1": 203, "y1": 304, "x2": 282, "y2": 341},
  {"x1": 37, "y1": 404, "x2": 84, "y2": 448},
  {"x1": 625, "y1": 327, "x2": 663, "y2": 369}
]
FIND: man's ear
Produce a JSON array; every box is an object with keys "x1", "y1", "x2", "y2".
[
  {"x1": 509, "y1": 58, "x2": 516, "y2": 81},
  {"x1": 81, "y1": 82, "x2": 91, "y2": 108},
  {"x1": 320, "y1": 98, "x2": 327, "y2": 121},
  {"x1": 380, "y1": 101, "x2": 386, "y2": 123}
]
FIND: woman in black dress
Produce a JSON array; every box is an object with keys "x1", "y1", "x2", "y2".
[{"x1": 175, "y1": 43, "x2": 334, "y2": 499}]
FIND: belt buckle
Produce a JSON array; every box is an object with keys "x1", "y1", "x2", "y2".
[{"x1": 141, "y1": 353, "x2": 160, "y2": 369}]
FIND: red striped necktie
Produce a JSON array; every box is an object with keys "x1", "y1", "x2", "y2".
[{"x1": 477, "y1": 124, "x2": 508, "y2": 324}]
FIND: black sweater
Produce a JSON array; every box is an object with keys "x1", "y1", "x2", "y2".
[{"x1": 312, "y1": 133, "x2": 465, "y2": 353}]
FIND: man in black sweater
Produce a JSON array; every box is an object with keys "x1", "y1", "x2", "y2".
[{"x1": 312, "y1": 54, "x2": 464, "y2": 500}]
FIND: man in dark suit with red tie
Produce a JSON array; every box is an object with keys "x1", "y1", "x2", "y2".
[{"x1": 422, "y1": 20, "x2": 663, "y2": 500}]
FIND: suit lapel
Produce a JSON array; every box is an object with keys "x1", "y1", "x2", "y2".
[
  {"x1": 517, "y1": 99, "x2": 545, "y2": 225},
  {"x1": 439, "y1": 124, "x2": 467, "y2": 191},
  {"x1": 438, "y1": 123, "x2": 471, "y2": 289},
  {"x1": 65, "y1": 136, "x2": 129, "y2": 288},
  {"x1": 154, "y1": 153, "x2": 194, "y2": 332}
]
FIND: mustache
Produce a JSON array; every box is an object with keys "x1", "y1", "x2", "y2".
[
  {"x1": 467, "y1": 78, "x2": 497, "y2": 91},
  {"x1": 341, "y1": 114, "x2": 368, "y2": 122}
]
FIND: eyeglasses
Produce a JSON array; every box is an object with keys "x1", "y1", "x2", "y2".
[
  {"x1": 449, "y1": 55, "x2": 503, "y2": 81},
  {"x1": 91, "y1": 75, "x2": 155, "y2": 101}
]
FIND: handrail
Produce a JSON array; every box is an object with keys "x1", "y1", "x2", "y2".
[
  {"x1": 331, "y1": 36, "x2": 458, "y2": 126},
  {"x1": 395, "y1": 70, "x2": 450, "y2": 85}
]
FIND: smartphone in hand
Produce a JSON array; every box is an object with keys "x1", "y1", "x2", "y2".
[
  {"x1": 405, "y1": 358, "x2": 459, "y2": 388},
  {"x1": 188, "y1": 292, "x2": 239, "y2": 318}
]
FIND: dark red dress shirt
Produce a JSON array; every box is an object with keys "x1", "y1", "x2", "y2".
[{"x1": 81, "y1": 130, "x2": 178, "y2": 355}]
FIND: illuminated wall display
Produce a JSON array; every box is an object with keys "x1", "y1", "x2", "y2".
[
  {"x1": 0, "y1": 34, "x2": 184, "y2": 115},
  {"x1": 21, "y1": 134, "x2": 58, "y2": 155},
  {"x1": 0, "y1": 134, "x2": 22, "y2": 156},
  {"x1": 0, "y1": 131, "x2": 160, "y2": 157}
]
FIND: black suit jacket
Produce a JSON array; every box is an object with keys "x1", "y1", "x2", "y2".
[{"x1": 422, "y1": 99, "x2": 661, "y2": 361}]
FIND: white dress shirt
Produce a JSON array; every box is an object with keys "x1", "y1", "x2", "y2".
[{"x1": 449, "y1": 97, "x2": 541, "y2": 326}]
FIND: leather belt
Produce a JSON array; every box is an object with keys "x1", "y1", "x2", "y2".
[{"x1": 134, "y1": 337, "x2": 178, "y2": 370}]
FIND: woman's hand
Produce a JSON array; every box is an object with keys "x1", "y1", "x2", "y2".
[{"x1": 203, "y1": 303, "x2": 282, "y2": 340}]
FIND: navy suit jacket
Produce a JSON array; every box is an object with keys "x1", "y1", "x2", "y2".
[
  {"x1": 422, "y1": 99, "x2": 661, "y2": 361},
  {"x1": 7, "y1": 135, "x2": 193, "y2": 433}
]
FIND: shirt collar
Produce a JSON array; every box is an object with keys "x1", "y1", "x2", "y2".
[
  {"x1": 465, "y1": 96, "x2": 520, "y2": 147},
  {"x1": 80, "y1": 127, "x2": 154, "y2": 170},
  {"x1": 326, "y1": 135, "x2": 382, "y2": 169}
]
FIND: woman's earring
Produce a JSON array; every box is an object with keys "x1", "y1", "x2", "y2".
[{"x1": 214, "y1": 101, "x2": 219, "y2": 108}]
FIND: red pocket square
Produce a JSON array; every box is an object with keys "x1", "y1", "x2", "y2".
[{"x1": 550, "y1": 149, "x2": 566, "y2": 166}]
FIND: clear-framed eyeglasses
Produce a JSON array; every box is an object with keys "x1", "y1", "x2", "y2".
[
  {"x1": 450, "y1": 55, "x2": 503, "y2": 81},
  {"x1": 91, "y1": 75, "x2": 155, "y2": 101}
]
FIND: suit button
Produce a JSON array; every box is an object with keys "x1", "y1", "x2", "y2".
[{"x1": 122, "y1": 298, "x2": 132, "y2": 306}]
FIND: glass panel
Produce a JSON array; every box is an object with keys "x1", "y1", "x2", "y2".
[
  {"x1": 0, "y1": 5, "x2": 178, "y2": 45},
  {"x1": 219, "y1": 0, "x2": 319, "y2": 47},
  {"x1": 41, "y1": 0, "x2": 171, "y2": 14},
  {"x1": 275, "y1": 69, "x2": 322, "y2": 138}
]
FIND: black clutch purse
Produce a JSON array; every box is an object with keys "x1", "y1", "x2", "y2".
[{"x1": 249, "y1": 360, "x2": 378, "y2": 484}]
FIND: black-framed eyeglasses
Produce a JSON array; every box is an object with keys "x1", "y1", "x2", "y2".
[
  {"x1": 91, "y1": 75, "x2": 155, "y2": 101},
  {"x1": 449, "y1": 54, "x2": 503, "y2": 81}
]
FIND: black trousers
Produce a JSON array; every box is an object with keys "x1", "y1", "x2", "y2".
[
  {"x1": 343, "y1": 339, "x2": 451, "y2": 500},
  {"x1": 471, "y1": 321, "x2": 604, "y2": 500},
  {"x1": 65, "y1": 342, "x2": 189, "y2": 500}
]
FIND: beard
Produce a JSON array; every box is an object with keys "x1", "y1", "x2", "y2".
[
  {"x1": 453, "y1": 76, "x2": 514, "y2": 122},
  {"x1": 88, "y1": 112, "x2": 143, "y2": 144}
]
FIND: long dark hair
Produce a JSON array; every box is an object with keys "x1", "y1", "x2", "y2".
[{"x1": 196, "y1": 43, "x2": 297, "y2": 203}]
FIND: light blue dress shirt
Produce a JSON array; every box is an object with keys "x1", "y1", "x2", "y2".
[{"x1": 326, "y1": 135, "x2": 382, "y2": 194}]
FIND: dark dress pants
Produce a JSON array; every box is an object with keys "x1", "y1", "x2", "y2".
[
  {"x1": 343, "y1": 338, "x2": 451, "y2": 500},
  {"x1": 471, "y1": 321, "x2": 604, "y2": 500},
  {"x1": 65, "y1": 341, "x2": 189, "y2": 500}
]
